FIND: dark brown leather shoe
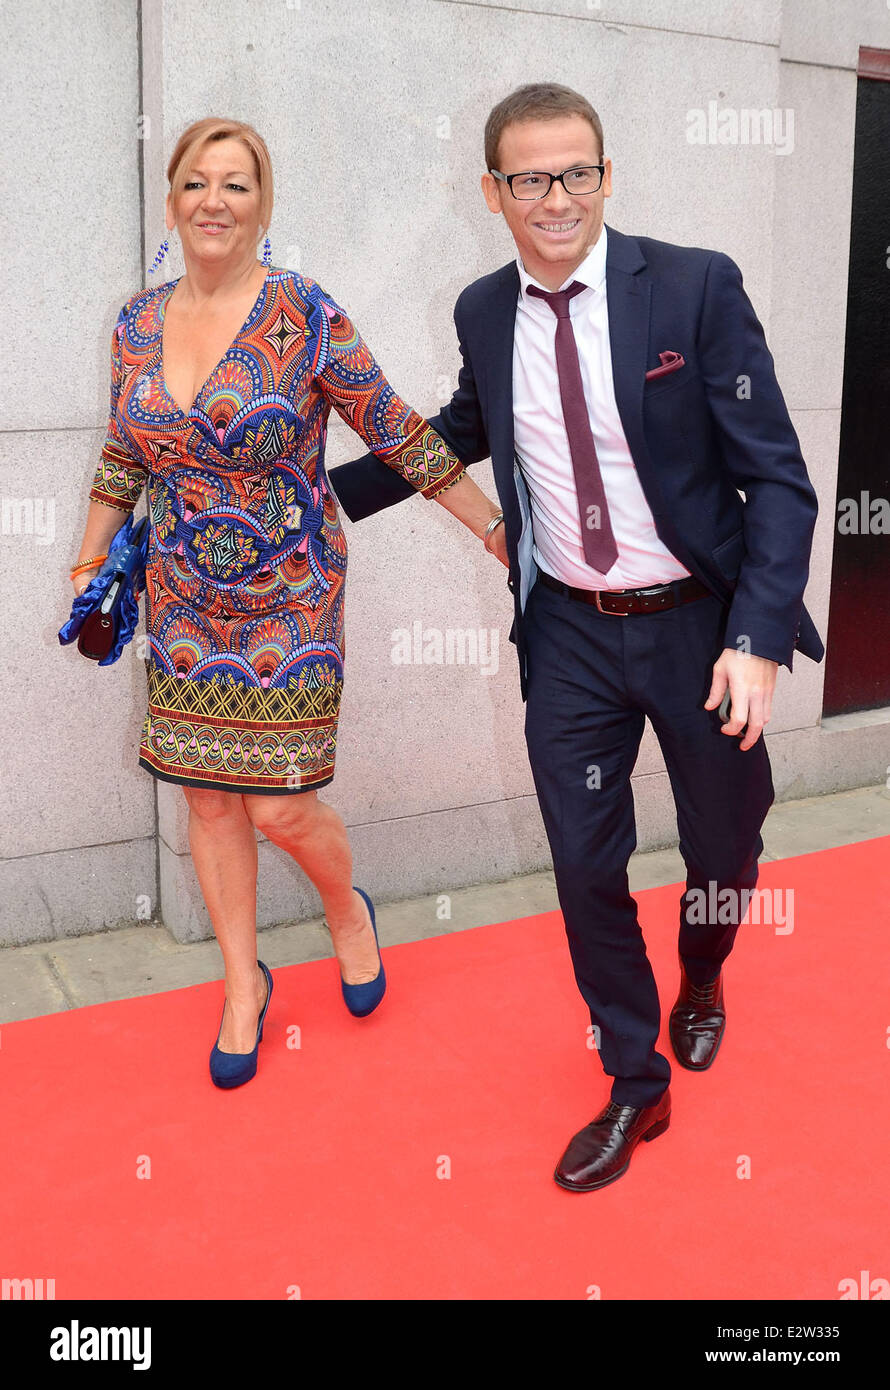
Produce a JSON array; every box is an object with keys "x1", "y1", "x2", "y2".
[
  {"x1": 669, "y1": 959, "x2": 725, "y2": 1069},
  {"x1": 553, "y1": 1088, "x2": 671, "y2": 1192}
]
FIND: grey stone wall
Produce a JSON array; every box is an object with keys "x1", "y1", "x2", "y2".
[{"x1": 2, "y1": 0, "x2": 888, "y2": 945}]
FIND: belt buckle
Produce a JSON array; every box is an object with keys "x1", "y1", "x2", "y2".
[{"x1": 595, "y1": 589, "x2": 628, "y2": 617}]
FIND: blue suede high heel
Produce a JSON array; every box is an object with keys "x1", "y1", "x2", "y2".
[
  {"x1": 340, "y1": 887, "x2": 386, "y2": 1018},
  {"x1": 209, "y1": 959, "x2": 273, "y2": 1089}
]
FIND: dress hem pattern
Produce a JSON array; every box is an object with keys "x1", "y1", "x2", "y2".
[
  {"x1": 137, "y1": 757, "x2": 335, "y2": 796},
  {"x1": 138, "y1": 662, "x2": 341, "y2": 793}
]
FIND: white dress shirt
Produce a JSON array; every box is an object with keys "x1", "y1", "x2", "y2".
[{"x1": 513, "y1": 224, "x2": 691, "y2": 590}]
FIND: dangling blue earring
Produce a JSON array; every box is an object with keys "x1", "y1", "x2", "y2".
[
  {"x1": 148, "y1": 238, "x2": 169, "y2": 276},
  {"x1": 262, "y1": 233, "x2": 272, "y2": 267}
]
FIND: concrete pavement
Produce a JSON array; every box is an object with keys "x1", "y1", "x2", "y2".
[{"x1": 2, "y1": 783, "x2": 888, "y2": 1025}]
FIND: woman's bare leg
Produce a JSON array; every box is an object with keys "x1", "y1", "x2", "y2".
[
  {"x1": 241, "y1": 791, "x2": 380, "y2": 984},
  {"x1": 182, "y1": 786, "x2": 268, "y2": 1052}
]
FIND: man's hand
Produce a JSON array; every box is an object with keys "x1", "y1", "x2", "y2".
[{"x1": 704, "y1": 647, "x2": 778, "y2": 751}]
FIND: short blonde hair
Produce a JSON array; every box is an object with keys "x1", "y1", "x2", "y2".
[{"x1": 167, "y1": 117, "x2": 273, "y2": 237}]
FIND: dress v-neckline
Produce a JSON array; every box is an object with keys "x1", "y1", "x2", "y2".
[{"x1": 158, "y1": 267, "x2": 273, "y2": 419}]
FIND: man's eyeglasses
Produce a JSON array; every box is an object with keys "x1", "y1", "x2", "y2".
[{"x1": 490, "y1": 165, "x2": 605, "y2": 200}]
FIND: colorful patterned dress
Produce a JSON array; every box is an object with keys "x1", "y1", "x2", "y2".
[{"x1": 89, "y1": 265, "x2": 465, "y2": 794}]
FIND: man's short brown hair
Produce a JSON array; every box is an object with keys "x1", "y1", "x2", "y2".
[{"x1": 484, "y1": 83, "x2": 604, "y2": 172}]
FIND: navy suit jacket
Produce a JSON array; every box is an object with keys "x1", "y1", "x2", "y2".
[{"x1": 328, "y1": 223, "x2": 824, "y2": 701}]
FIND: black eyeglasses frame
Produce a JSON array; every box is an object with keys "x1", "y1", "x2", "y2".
[{"x1": 489, "y1": 165, "x2": 606, "y2": 200}]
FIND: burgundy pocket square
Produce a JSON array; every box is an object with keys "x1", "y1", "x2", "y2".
[{"x1": 645, "y1": 351, "x2": 686, "y2": 380}]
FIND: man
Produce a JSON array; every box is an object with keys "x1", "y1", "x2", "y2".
[{"x1": 329, "y1": 83, "x2": 823, "y2": 1192}]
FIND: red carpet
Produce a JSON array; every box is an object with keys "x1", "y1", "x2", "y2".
[{"x1": 1, "y1": 837, "x2": 887, "y2": 1300}]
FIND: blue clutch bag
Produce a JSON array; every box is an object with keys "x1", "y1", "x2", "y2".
[{"x1": 59, "y1": 514, "x2": 149, "y2": 665}]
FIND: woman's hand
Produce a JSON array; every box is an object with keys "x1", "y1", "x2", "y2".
[
  {"x1": 71, "y1": 570, "x2": 99, "y2": 596},
  {"x1": 433, "y1": 472, "x2": 509, "y2": 567},
  {"x1": 485, "y1": 518, "x2": 509, "y2": 568},
  {"x1": 70, "y1": 500, "x2": 131, "y2": 597}
]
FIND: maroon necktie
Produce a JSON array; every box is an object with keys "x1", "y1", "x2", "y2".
[{"x1": 526, "y1": 280, "x2": 618, "y2": 574}]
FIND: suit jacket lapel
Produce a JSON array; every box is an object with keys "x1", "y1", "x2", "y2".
[
  {"x1": 604, "y1": 224, "x2": 701, "y2": 573},
  {"x1": 480, "y1": 263, "x2": 519, "y2": 498},
  {"x1": 604, "y1": 224, "x2": 651, "y2": 485}
]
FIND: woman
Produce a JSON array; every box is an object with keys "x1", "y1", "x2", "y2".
[{"x1": 72, "y1": 117, "x2": 508, "y2": 1088}]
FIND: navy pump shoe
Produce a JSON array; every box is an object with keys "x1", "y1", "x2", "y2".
[
  {"x1": 340, "y1": 887, "x2": 386, "y2": 1018},
  {"x1": 209, "y1": 959, "x2": 273, "y2": 1089}
]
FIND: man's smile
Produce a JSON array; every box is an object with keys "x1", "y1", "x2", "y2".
[{"x1": 534, "y1": 217, "x2": 582, "y2": 238}]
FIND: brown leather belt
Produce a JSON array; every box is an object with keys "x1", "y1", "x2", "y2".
[{"x1": 536, "y1": 568, "x2": 712, "y2": 616}]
